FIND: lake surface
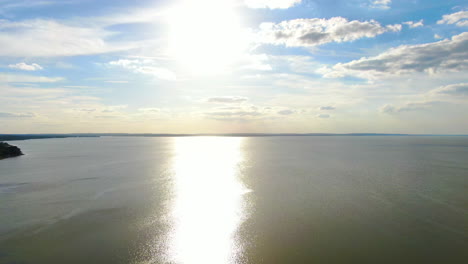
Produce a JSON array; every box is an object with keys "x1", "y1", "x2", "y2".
[{"x1": 0, "y1": 136, "x2": 467, "y2": 264}]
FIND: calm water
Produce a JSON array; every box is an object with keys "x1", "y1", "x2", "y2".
[{"x1": 0, "y1": 136, "x2": 467, "y2": 264}]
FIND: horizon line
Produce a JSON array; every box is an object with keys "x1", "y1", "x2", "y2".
[{"x1": 2, "y1": 133, "x2": 468, "y2": 137}]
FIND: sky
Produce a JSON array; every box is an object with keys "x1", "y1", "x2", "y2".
[{"x1": 0, "y1": 0, "x2": 467, "y2": 134}]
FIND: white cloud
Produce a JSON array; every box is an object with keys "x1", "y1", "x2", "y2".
[
  {"x1": 207, "y1": 110, "x2": 262, "y2": 117},
  {"x1": 277, "y1": 109, "x2": 294, "y2": 115},
  {"x1": 431, "y1": 83, "x2": 468, "y2": 96},
  {"x1": 0, "y1": 73, "x2": 63, "y2": 83},
  {"x1": 386, "y1": 24, "x2": 402, "y2": 32},
  {"x1": 272, "y1": 55, "x2": 320, "y2": 73},
  {"x1": 0, "y1": 85, "x2": 69, "y2": 98},
  {"x1": 109, "y1": 59, "x2": 176, "y2": 81},
  {"x1": 369, "y1": 0, "x2": 391, "y2": 10},
  {"x1": 63, "y1": 85, "x2": 95, "y2": 89},
  {"x1": 203, "y1": 104, "x2": 299, "y2": 121},
  {"x1": 104, "y1": 80, "x2": 129, "y2": 84},
  {"x1": 100, "y1": 105, "x2": 128, "y2": 112},
  {"x1": 0, "y1": 19, "x2": 133, "y2": 57},
  {"x1": 321, "y1": 32, "x2": 468, "y2": 79},
  {"x1": 0, "y1": 112, "x2": 35, "y2": 118},
  {"x1": 207, "y1": 96, "x2": 248, "y2": 103},
  {"x1": 0, "y1": 1, "x2": 60, "y2": 12},
  {"x1": 75, "y1": 108, "x2": 96, "y2": 113},
  {"x1": 403, "y1": 19, "x2": 424, "y2": 28},
  {"x1": 380, "y1": 101, "x2": 441, "y2": 114},
  {"x1": 135, "y1": 67, "x2": 176, "y2": 81},
  {"x1": 238, "y1": 54, "x2": 273, "y2": 71},
  {"x1": 205, "y1": 108, "x2": 263, "y2": 121},
  {"x1": 437, "y1": 11, "x2": 468, "y2": 27},
  {"x1": 244, "y1": 0, "x2": 301, "y2": 9},
  {"x1": 138, "y1": 108, "x2": 161, "y2": 113},
  {"x1": 319, "y1": 106, "x2": 335, "y2": 110},
  {"x1": 258, "y1": 17, "x2": 399, "y2": 47},
  {"x1": 380, "y1": 104, "x2": 396, "y2": 114},
  {"x1": 93, "y1": 115, "x2": 120, "y2": 119},
  {"x1": 434, "y1": 34, "x2": 442, "y2": 39},
  {"x1": 8, "y1": 62, "x2": 43, "y2": 71},
  {"x1": 317, "y1": 113, "x2": 330, "y2": 118}
]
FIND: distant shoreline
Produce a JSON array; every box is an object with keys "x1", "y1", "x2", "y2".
[{"x1": 1, "y1": 133, "x2": 467, "y2": 141}]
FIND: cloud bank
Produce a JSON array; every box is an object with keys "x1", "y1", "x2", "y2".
[
  {"x1": 321, "y1": 32, "x2": 468, "y2": 79},
  {"x1": 259, "y1": 17, "x2": 400, "y2": 47}
]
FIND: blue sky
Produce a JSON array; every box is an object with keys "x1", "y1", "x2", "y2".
[{"x1": 0, "y1": 0, "x2": 467, "y2": 133}]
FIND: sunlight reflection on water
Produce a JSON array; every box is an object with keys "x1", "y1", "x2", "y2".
[{"x1": 166, "y1": 137, "x2": 249, "y2": 264}]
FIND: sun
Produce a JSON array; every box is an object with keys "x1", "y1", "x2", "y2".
[{"x1": 166, "y1": 0, "x2": 248, "y2": 75}]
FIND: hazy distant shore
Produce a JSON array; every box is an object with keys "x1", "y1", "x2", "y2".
[{"x1": 2, "y1": 133, "x2": 468, "y2": 142}]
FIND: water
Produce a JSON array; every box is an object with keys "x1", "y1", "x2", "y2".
[{"x1": 0, "y1": 136, "x2": 467, "y2": 264}]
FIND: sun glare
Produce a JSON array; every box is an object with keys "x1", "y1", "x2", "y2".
[
  {"x1": 167, "y1": 137, "x2": 249, "y2": 264},
  {"x1": 166, "y1": 0, "x2": 248, "y2": 74}
]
